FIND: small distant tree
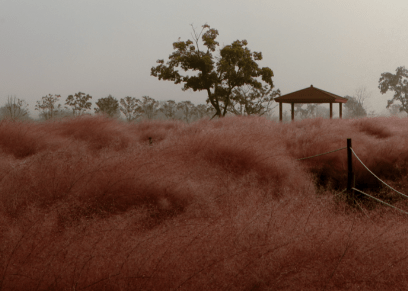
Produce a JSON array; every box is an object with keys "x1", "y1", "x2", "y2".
[
  {"x1": 282, "y1": 110, "x2": 290, "y2": 122},
  {"x1": 228, "y1": 85, "x2": 280, "y2": 116},
  {"x1": 316, "y1": 106, "x2": 330, "y2": 118},
  {"x1": 65, "y1": 92, "x2": 92, "y2": 117},
  {"x1": 141, "y1": 96, "x2": 160, "y2": 119},
  {"x1": 294, "y1": 104, "x2": 331, "y2": 119},
  {"x1": 177, "y1": 101, "x2": 197, "y2": 123},
  {"x1": 294, "y1": 103, "x2": 318, "y2": 119},
  {"x1": 159, "y1": 100, "x2": 178, "y2": 119},
  {"x1": 119, "y1": 96, "x2": 143, "y2": 122},
  {"x1": 344, "y1": 95, "x2": 367, "y2": 118},
  {"x1": 354, "y1": 87, "x2": 370, "y2": 108},
  {"x1": 2, "y1": 96, "x2": 30, "y2": 120},
  {"x1": 342, "y1": 86, "x2": 370, "y2": 119},
  {"x1": 367, "y1": 110, "x2": 377, "y2": 117},
  {"x1": 378, "y1": 66, "x2": 408, "y2": 113},
  {"x1": 35, "y1": 94, "x2": 62, "y2": 120},
  {"x1": 388, "y1": 104, "x2": 404, "y2": 116},
  {"x1": 195, "y1": 104, "x2": 214, "y2": 119},
  {"x1": 293, "y1": 104, "x2": 305, "y2": 119},
  {"x1": 94, "y1": 95, "x2": 120, "y2": 117}
]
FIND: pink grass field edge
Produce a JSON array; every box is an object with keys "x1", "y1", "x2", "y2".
[{"x1": 1, "y1": 115, "x2": 408, "y2": 290}]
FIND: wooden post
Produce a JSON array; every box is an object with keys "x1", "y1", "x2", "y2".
[
  {"x1": 339, "y1": 103, "x2": 342, "y2": 119},
  {"x1": 149, "y1": 137, "x2": 152, "y2": 146},
  {"x1": 330, "y1": 103, "x2": 333, "y2": 119},
  {"x1": 347, "y1": 138, "x2": 354, "y2": 202},
  {"x1": 291, "y1": 103, "x2": 294, "y2": 121},
  {"x1": 279, "y1": 102, "x2": 282, "y2": 122}
]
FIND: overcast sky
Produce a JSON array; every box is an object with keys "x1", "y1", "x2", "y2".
[{"x1": 1, "y1": 0, "x2": 407, "y2": 118}]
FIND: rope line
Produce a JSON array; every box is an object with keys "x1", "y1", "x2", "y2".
[
  {"x1": 352, "y1": 188, "x2": 408, "y2": 216},
  {"x1": 335, "y1": 188, "x2": 347, "y2": 197},
  {"x1": 297, "y1": 147, "x2": 347, "y2": 161},
  {"x1": 350, "y1": 148, "x2": 408, "y2": 199},
  {"x1": 353, "y1": 198, "x2": 371, "y2": 220}
]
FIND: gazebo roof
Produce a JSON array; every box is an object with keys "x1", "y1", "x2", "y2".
[{"x1": 274, "y1": 85, "x2": 348, "y2": 104}]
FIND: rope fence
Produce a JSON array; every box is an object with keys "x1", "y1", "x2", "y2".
[
  {"x1": 350, "y1": 148, "x2": 408, "y2": 199},
  {"x1": 353, "y1": 197, "x2": 371, "y2": 219},
  {"x1": 296, "y1": 147, "x2": 347, "y2": 160},
  {"x1": 296, "y1": 138, "x2": 408, "y2": 216},
  {"x1": 352, "y1": 188, "x2": 408, "y2": 216}
]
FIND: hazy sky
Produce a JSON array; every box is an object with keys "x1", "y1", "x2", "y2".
[{"x1": 1, "y1": 0, "x2": 407, "y2": 118}]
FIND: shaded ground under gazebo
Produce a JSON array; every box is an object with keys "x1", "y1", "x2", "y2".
[{"x1": 274, "y1": 85, "x2": 348, "y2": 121}]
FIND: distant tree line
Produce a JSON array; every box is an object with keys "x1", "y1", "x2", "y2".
[
  {"x1": 0, "y1": 85, "x2": 282, "y2": 122},
  {"x1": 3, "y1": 73, "x2": 408, "y2": 122}
]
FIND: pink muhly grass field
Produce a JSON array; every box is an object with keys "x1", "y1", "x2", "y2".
[{"x1": 1, "y1": 115, "x2": 408, "y2": 290}]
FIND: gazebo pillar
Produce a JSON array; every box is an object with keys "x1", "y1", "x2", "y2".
[
  {"x1": 279, "y1": 102, "x2": 282, "y2": 122},
  {"x1": 339, "y1": 103, "x2": 342, "y2": 119},
  {"x1": 330, "y1": 103, "x2": 333, "y2": 119},
  {"x1": 291, "y1": 102, "x2": 294, "y2": 121}
]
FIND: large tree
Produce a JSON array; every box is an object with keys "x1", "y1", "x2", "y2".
[
  {"x1": 378, "y1": 66, "x2": 408, "y2": 113},
  {"x1": 119, "y1": 96, "x2": 143, "y2": 122},
  {"x1": 65, "y1": 92, "x2": 92, "y2": 117},
  {"x1": 94, "y1": 95, "x2": 120, "y2": 117},
  {"x1": 151, "y1": 24, "x2": 276, "y2": 119}
]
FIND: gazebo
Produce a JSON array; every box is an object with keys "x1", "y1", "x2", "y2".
[{"x1": 274, "y1": 85, "x2": 348, "y2": 121}]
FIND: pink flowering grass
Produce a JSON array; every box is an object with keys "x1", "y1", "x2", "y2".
[{"x1": 1, "y1": 115, "x2": 408, "y2": 290}]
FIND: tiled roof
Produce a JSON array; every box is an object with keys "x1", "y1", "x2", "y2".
[{"x1": 274, "y1": 85, "x2": 348, "y2": 104}]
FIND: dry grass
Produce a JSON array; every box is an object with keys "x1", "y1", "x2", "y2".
[{"x1": 1, "y1": 115, "x2": 408, "y2": 290}]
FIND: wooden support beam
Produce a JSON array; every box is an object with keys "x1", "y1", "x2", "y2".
[
  {"x1": 347, "y1": 138, "x2": 354, "y2": 203},
  {"x1": 329, "y1": 103, "x2": 333, "y2": 119},
  {"x1": 291, "y1": 103, "x2": 294, "y2": 121},
  {"x1": 279, "y1": 102, "x2": 282, "y2": 122},
  {"x1": 339, "y1": 103, "x2": 342, "y2": 119}
]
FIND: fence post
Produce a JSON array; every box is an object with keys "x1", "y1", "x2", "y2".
[{"x1": 347, "y1": 138, "x2": 354, "y2": 203}]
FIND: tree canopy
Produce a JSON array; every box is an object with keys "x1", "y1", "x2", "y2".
[
  {"x1": 151, "y1": 24, "x2": 276, "y2": 119},
  {"x1": 35, "y1": 94, "x2": 62, "y2": 120},
  {"x1": 177, "y1": 100, "x2": 197, "y2": 123},
  {"x1": 378, "y1": 66, "x2": 408, "y2": 113},
  {"x1": 65, "y1": 92, "x2": 92, "y2": 116},
  {"x1": 2, "y1": 96, "x2": 30, "y2": 121},
  {"x1": 159, "y1": 100, "x2": 178, "y2": 120},
  {"x1": 141, "y1": 96, "x2": 160, "y2": 119},
  {"x1": 343, "y1": 96, "x2": 367, "y2": 118},
  {"x1": 119, "y1": 96, "x2": 143, "y2": 122},
  {"x1": 95, "y1": 95, "x2": 120, "y2": 117}
]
